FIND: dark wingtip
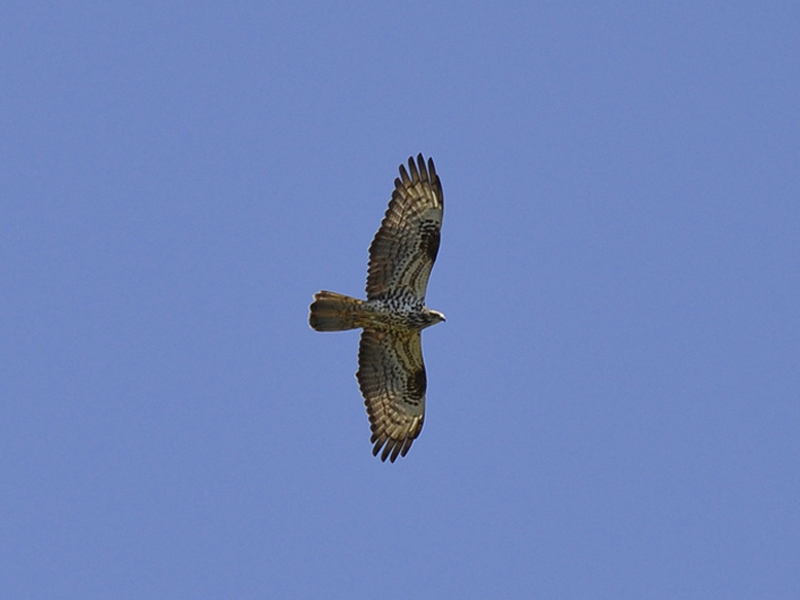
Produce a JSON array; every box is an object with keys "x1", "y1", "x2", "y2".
[
  {"x1": 398, "y1": 162, "x2": 410, "y2": 185},
  {"x1": 400, "y1": 437, "x2": 413, "y2": 458},
  {"x1": 412, "y1": 154, "x2": 438, "y2": 189},
  {"x1": 371, "y1": 435, "x2": 410, "y2": 463},
  {"x1": 400, "y1": 153, "x2": 437, "y2": 187},
  {"x1": 407, "y1": 154, "x2": 420, "y2": 183}
]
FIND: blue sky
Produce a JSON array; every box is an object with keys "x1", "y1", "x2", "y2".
[{"x1": 2, "y1": 2, "x2": 799, "y2": 598}]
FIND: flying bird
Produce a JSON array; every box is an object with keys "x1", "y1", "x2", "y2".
[{"x1": 309, "y1": 154, "x2": 445, "y2": 462}]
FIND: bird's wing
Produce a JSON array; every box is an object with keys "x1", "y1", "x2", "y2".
[
  {"x1": 366, "y1": 154, "x2": 443, "y2": 302},
  {"x1": 356, "y1": 328, "x2": 426, "y2": 462}
]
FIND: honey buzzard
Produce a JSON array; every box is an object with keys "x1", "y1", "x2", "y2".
[{"x1": 309, "y1": 154, "x2": 445, "y2": 462}]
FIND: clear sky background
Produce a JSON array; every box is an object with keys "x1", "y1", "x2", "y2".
[{"x1": 2, "y1": 2, "x2": 799, "y2": 598}]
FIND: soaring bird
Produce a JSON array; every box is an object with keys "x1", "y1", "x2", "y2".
[{"x1": 309, "y1": 154, "x2": 445, "y2": 462}]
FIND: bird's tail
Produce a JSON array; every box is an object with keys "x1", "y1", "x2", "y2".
[{"x1": 309, "y1": 291, "x2": 364, "y2": 331}]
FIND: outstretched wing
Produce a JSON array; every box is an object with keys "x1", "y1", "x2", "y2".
[
  {"x1": 366, "y1": 154, "x2": 444, "y2": 302},
  {"x1": 357, "y1": 328, "x2": 426, "y2": 462}
]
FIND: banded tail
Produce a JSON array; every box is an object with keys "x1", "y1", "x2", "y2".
[{"x1": 309, "y1": 291, "x2": 364, "y2": 331}]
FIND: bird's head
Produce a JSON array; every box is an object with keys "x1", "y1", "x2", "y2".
[{"x1": 423, "y1": 308, "x2": 446, "y2": 328}]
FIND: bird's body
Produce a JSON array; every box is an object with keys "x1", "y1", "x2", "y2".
[
  {"x1": 311, "y1": 292, "x2": 444, "y2": 332},
  {"x1": 309, "y1": 154, "x2": 444, "y2": 462}
]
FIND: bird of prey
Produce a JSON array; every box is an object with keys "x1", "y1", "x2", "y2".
[{"x1": 309, "y1": 154, "x2": 445, "y2": 462}]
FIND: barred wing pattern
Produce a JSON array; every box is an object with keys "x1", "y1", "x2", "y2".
[
  {"x1": 357, "y1": 328, "x2": 426, "y2": 462},
  {"x1": 366, "y1": 154, "x2": 443, "y2": 302}
]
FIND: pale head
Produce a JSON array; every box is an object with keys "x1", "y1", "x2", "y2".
[{"x1": 422, "y1": 308, "x2": 446, "y2": 328}]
